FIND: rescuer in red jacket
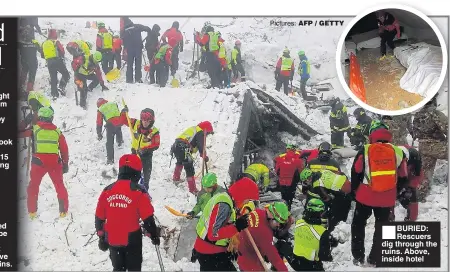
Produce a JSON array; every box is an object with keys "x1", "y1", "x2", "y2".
[
  {"x1": 274, "y1": 144, "x2": 305, "y2": 210},
  {"x1": 237, "y1": 202, "x2": 289, "y2": 271},
  {"x1": 112, "y1": 35, "x2": 123, "y2": 69},
  {"x1": 195, "y1": 26, "x2": 225, "y2": 88},
  {"x1": 391, "y1": 145, "x2": 423, "y2": 221},
  {"x1": 275, "y1": 48, "x2": 295, "y2": 95},
  {"x1": 161, "y1": 21, "x2": 184, "y2": 76},
  {"x1": 96, "y1": 98, "x2": 124, "y2": 164},
  {"x1": 376, "y1": 10, "x2": 401, "y2": 60},
  {"x1": 351, "y1": 122, "x2": 408, "y2": 266},
  {"x1": 95, "y1": 154, "x2": 161, "y2": 271},
  {"x1": 19, "y1": 107, "x2": 69, "y2": 219}
]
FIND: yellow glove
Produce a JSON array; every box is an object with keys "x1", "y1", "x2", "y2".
[{"x1": 227, "y1": 233, "x2": 240, "y2": 253}]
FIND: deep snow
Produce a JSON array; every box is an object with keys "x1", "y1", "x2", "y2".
[{"x1": 18, "y1": 17, "x2": 448, "y2": 271}]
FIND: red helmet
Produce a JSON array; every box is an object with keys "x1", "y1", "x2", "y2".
[
  {"x1": 198, "y1": 121, "x2": 214, "y2": 134},
  {"x1": 48, "y1": 29, "x2": 57, "y2": 39},
  {"x1": 97, "y1": 98, "x2": 107, "y2": 108},
  {"x1": 229, "y1": 178, "x2": 260, "y2": 208},
  {"x1": 119, "y1": 154, "x2": 142, "y2": 172},
  {"x1": 140, "y1": 108, "x2": 155, "y2": 121},
  {"x1": 235, "y1": 40, "x2": 241, "y2": 46}
]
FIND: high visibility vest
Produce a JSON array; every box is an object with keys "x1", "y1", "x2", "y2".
[
  {"x1": 208, "y1": 32, "x2": 220, "y2": 52},
  {"x1": 299, "y1": 59, "x2": 310, "y2": 75},
  {"x1": 309, "y1": 163, "x2": 340, "y2": 173},
  {"x1": 42, "y1": 40, "x2": 59, "y2": 59},
  {"x1": 244, "y1": 164, "x2": 270, "y2": 187},
  {"x1": 281, "y1": 57, "x2": 293, "y2": 71},
  {"x1": 98, "y1": 32, "x2": 113, "y2": 49},
  {"x1": 98, "y1": 102, "x2": 120, "y2": 121},
  {"x1": 177, "y1": 126, "x2": 202, "y2": 145},
  {"x1": 195, "y1": 192, "x2": 236, "y2": 247},
  {"x1": 218, "y1": 45, "x2": 227, "y2": 59},
  {"x1": 75, "y1": 40, "x2": 91, "y2": 56},
  {"x1": 33, "y1": 125, "x2": 61, "y2": 154},
  {"x1": 231, "y1": 48, "x2": 239, "y2": 65},
  {"x1": 78, "y1": 55, "x2": 94, "y2": 75},
  {"x1": 312, "y1": 170, "x2": 347, "y2": 192},
  {"x1": 363, "y1": 143, "x2": 404, "y2": 192},
  {"x1": 155, "y1": 44, "x2": 170, "y2": 60},
  {"x1": 131, "y1": 121, "x2": 159, "y2": 151},
  {"x1": 28, "y1": 91, "x2": 51, "y2": 108},
  {"x1": 293, "y1": 219, "x2": 326, "y2": 261}
]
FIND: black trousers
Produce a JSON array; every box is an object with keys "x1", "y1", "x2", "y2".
[
  {"x1": 126, "y1": 49, "x2": 143, "y2": 83},
  {"x1": 47, "y1": 58, "x2": 70, "y2": 97},
  {"x1": 197, "y1": 252, "x2": 236, "y2": 271},
  {"x1": 275, "y1": 75, "x2": 290, "y2": 95},
  {"x1": 173, "y1": 141, "x2": 195, "y2": 177},
  {"x1": 299, "y1": 77, "x2": 308, "y2": 98},
  {"x1": 199, "y1": 53, "x2": 207, "y2": 72},
  {"x1": 19, "y1": 48, "x2": 38, "y2": 86},
  {"x1": 351, "y1": 202, "x2": 391, "y2": 262},
  {"x1": 105, "y1": 123, "x2": 123, "y2": 163},
  {"x1": 108, "y1": 240, "x2": 143, "y2": 271},
  {"x1": 76, "y1": 73, "x2": 99, "y2": 108},
  {"x1": 232, "y1": 63, "x2": 246, "y2": 80},
  {"x1": 206, "y1": 52, "x2": 222, "y2": 88},
  {"x1": 331, "y1": 131, "x2": 345, "y2": 149},
  {"x1": 380, "y1": 30, "x2": 397, "y2": 55},
  {"x1": 155, "y1": 62, "x2": 169, "y2": 87},
  {"x1": 140, "y1": 152, "x2": 153, "y2": 191},
  {"x1": 114, "y1": 50, "x2": 122, "y2": 69},
  {"x1": 101, "y1": 50, "x2": 114, "y2": 75},
  {"x1": 289, "y1": 256, "x2": 324, "y2": 271},
  {"x1": 328, "y1": 193, "x2": 352, "y2": 232},
  {"x1": 170, "y1": 47, "x2": 179, "y2": 76},
  {"x1": 280, "y1": 183, "x2": 297, "y2": 211}
]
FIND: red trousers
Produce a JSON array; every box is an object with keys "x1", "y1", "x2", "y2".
[{"x1": 27, "y1": 161, "x2": 69, "y2": 213}]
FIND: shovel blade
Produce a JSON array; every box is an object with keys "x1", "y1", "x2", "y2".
[
  {"x1": 171, "y1": 77, "x2": 180, "y2": 88},
  {"x1": 106, "y1": 68, "x2": 121, "y2": 82}
]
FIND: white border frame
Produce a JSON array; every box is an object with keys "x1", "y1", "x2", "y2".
[{"x1": 335, "y1": 3, "x2": 448, "y2": 116}]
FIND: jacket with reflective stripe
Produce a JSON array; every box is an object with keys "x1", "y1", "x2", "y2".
[
  {"x1": 98, "y1": 32, "x2": 113, "y2": 49},
  {"x1": 244, "y1": 164, "x2": 270, "y2": 187},
  {"x1": 99, "y1": 102, "x2": 120, "y2": 121},
  {"x1": 131, "y1": 120, "x2": 160, "y2": 151},
  {"x1": 177, "y1": 126, "x2": 202, "y2": 145},
  {"x1": 281, "y1": 57, "x2": 293, "y2": 71},
  {"x1": 195, "y1": 192, "x2": 236, "y2": 247},
  {"x1": 78, "y1": 55, "x2": 95, "y2": 75},
  {"x1": 362, "y1": 143, "x2": 403, "y2": 187},
  {"x1": 293, "y1": 219, "x2": 326, "y2": 261},
  {"x1": 155, "y1": 44, "x2": 170, "y2": 60},
  {"x1": 33, "y1": 125, "x2": 61, "y2": 154},
  {"x1": 312, "y1": 170, "x2": 347, "y2": 192},
  {"x1": 28, "y1": 91, "x2": 51, "y2": 108},
  {"x1": 75, "y1": 40, "x2": 91, "y2": 56},
  {"x1": 42, "y1": 40, "x2": 58, "y2": 59},
  {"x1": 208, "y1": 32, "x2": 220, "y2": 52}
]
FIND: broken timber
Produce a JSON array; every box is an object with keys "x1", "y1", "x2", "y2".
[{"x1": 249, "y1": 87, "x2": 320, "y2": 140}]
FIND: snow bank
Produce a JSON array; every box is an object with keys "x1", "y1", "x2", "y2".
[{"x1": 394, "y1": 42, "x2": 444, "y2": 97}]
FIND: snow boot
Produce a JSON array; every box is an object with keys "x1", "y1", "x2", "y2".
[
  {"x1": 172, "y1": 164, "x2": 183, "y2": 182},
  {"x1": 187, "y1": 176, "x2": 199, "y2": 195}
]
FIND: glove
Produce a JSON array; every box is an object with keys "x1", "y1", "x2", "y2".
[
  {"x1": 150, "y1": 234, "x2": 160, "y2": 246},
  {"x1": 63, "y1": 163, "x2": 69, "y2": 174},
  {"x1": 98, "y1": 134, "x2": 103, "y2": 141},
  {"x1": 97, "y1": 232, "x2": 109, "y2": 252},
  {"x1": 186, "y1": 211, "x2": 195, "y2": 219},
  {"x1": 235, "y1": 214, "x2": 249, "y2": 232},
  {"x1": 203, "y1": 155, "x2": 209, "y2": 162},
  {"x1": 122, "y1": 105, "x2": 129, "y2": 113}
]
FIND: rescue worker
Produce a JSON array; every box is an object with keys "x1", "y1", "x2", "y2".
[
  {"x1": 161, "y1": 21, "x2": 184, "y2": 77},
  {"x1": 144, "y1": 24, "x2": 161, "y2": 68},
  {"x1": 242, "y1": 163, "x2": 271, "y2": 190},
  {"x1": 275, "y1": 48, "x2": 295, "y2": 95},
  {"x1": 151, "y1": 41, "x2": 173, "y2": 87},
  {"x1": 19, "y1": 91, "x2": 53, "y2": 131},
  {"x1": 96, "y1": 98, "x2": 124, "y2": 164},
  {"x1": 308, "y1": 142, "x2": 342, "y2": 174},
  {"x1": 298, "y1": 50, "x2": 312, "y2": 100},
  {"x1": 376, "y1": 10, "x2": 401, "y2": 60},
  {"x1": 329, "y1": 97, "x2": 350, "y2": 149},
  {"x1": 40, "y1": 29, "x2": 70, "y2": 99},
  {"x1": 349, "y1": 108, "x2": 373, "y2": 148},
  {"x1": 18, "y1": 27, "x2": 40, "y2": 95},
  {"x1": 381, "y1": 114, "x2": 413, "y2": 146},
  {"x1": 18, "y1": 107, "x2": 69, "y2": 219},
  {"x1": 96, "y1": 22, "x2": 114, "y2": 74},
  {"x1": 112, "y1": 35, "x2": 123, "y2": 69},
  {"x1": 121, "y1": 18, "x2": 151, "y2": 83},
  {"x1": 218, "y1": 41, "x2": 230, "y2": 88},
  {"x1": 391, "y1": 145, "x2": 423, "y2": 221},
  {"x1": 298, "y1": 147, "x2": 320, "y2": 164},
  {"x1": 186, "y1": 172, "x2": 226, "y2": 219},
  {"x1": 300, "y1": 168, "x2": 352, "y2": 234},
  {"x1": 171, "y1": 121, "x2": 214, "y2": 195},
  {"x1": 237, "y1": 202, "x2": 289, "y2": 271},
  {"x1": 71, "y1": 51, "x2": 109, "y2": 109},
  {"x1": 19, "y1": 17, "x2": 42, "y2": 40},
  {"x1": 95, "y1": 154, "x2": 161, "y2": 271},
  {"x1": 274, "y1": 144, "x2": 305, "y2": 210},
  {"x1": 121, "y1": 107, "x2": 160, "y2": 191},
  {"x1": 351, "y1": 121, "x2": 408, "y2": 266},
  {"x1": 66, "y1": 40, "x2": 92, "y2": 58},
  {"x1": 286, "y1": 198, "x2": 333, "y2": 271},
  {"x1": 412, "y1": 96, "x2": 447, "y2": 201},
  {"x1": 195, "y1": 27, "x2": 225, "y2": 88},
  {"x1": 231, "y1": 40, "x2": 246, "y2": 82},
  {"x1": 192, "y1": 177, "x2": 258, "y2": 271}
]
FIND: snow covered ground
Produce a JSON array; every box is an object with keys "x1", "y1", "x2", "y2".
[{"x1": 18, "y1": 17, "x2": 448, "y2": 271}]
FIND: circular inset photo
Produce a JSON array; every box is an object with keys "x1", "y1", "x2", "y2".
[{"x1": 336, "y1": 5, "x2": 448, "y2": 115}]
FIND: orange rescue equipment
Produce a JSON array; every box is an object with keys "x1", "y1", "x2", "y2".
[
  {"x1": 364, "y1": 143, "x2": 397, "y2": 192},
  {"x1": 349, "y1": 52, "x2": 367, "y2": 103}
]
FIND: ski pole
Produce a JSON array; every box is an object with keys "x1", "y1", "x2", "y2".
[{"x1": 155, "y1": 245, "x2": 165, "y2": 272}]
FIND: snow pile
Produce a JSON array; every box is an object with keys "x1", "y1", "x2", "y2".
[{"x1": 394, "y1": 42, "x2": 445, "y2": 97}]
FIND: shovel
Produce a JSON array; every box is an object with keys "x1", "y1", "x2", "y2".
[
  {"x1": 171, "y1": 76, "x2": 180, "y2": 88},
  {"x1": 106, "y1": 68, "x2": 120, "y2": 82}
]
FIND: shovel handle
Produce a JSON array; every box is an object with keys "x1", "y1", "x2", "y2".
[{"x1": 244, "y1": 229, "x2": 270, "y2": 272}]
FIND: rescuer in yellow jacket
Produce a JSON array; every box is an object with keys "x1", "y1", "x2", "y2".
[
  {"x1": 96, "y1": 21, "x2": 114, "y2": 74},
  {"x1": 242, "y1": 163, "x2": 271, "y2": 189},
  {"x1": 171, "y1": 121, "x2": 214, "y2": 194}
]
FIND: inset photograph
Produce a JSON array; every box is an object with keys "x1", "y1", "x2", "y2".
[{"x1": 337, "y1": 6, "x2": 448, "y2": 113}]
